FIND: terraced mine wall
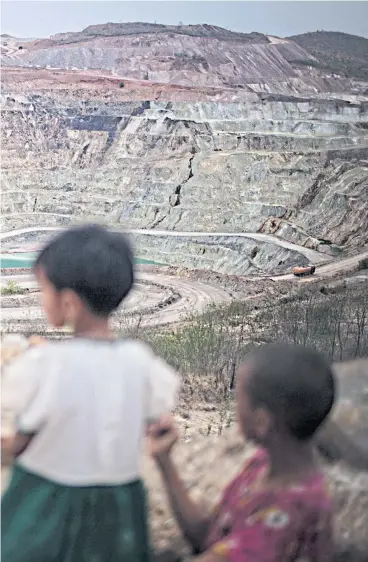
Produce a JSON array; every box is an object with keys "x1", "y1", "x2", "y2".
[
  {"x1": 1, "y1": 93, "x2": 367, "y2": 273},
  {"x1": 131, "y1": 233, "x2": 320, "y2": 275}
]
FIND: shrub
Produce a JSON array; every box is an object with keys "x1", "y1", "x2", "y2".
[
  {"x1": 151, "y1": 281, "x2": 367, "y2": 388},
  {"x1": 251, "y1": 282, "x2": 368, "y2": 362},
  {"x1": 116, "y1": 280, "x2": 367, "y2": 394},
  {"x1": 0, "y1": 280, "x2": 24, "y2": 295}
]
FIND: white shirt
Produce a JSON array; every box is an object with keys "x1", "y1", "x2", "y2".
[{"x1": 1, "y1": 339, "x2": 179, "y2": 486}]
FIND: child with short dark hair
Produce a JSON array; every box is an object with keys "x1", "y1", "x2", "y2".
[
  {"x1": 149, "y1": 343, "x2": 335, "y2": 562},
  {"x1": 2, "y1": 225, "x2": 179, "y2": 562}
]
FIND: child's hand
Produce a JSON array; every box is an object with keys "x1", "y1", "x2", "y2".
[
  {"x1": 1, "y1": 334, "x2": 46, "y2": 368},
  {"x1": 1, "y1": 435, "x2": 14, "y2": 466},
  {"x1": 147, "y1": 415, "x2": 178, "y2": 461}
]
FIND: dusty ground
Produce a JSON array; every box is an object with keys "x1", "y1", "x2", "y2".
[
  {"x1": 1, "y1": 66, "x2": 254, "y2": 103},
  {"x1": 0, "y1": 269, "x2": 231, "y2": 335}
]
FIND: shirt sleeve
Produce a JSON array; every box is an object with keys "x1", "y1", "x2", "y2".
[
  {"x1": 141, "y1": 344, "x2": 180, "y2": 422},
  {"x1": 1, "y1": 346, "x2": 52, "y2": 435}
]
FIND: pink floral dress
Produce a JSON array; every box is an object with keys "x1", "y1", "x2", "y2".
[{"x1": 206, "y1": 450, "x2": 333, "y2": 562}]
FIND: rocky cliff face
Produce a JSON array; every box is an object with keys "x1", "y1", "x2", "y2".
[{"x1": 1, "y1": 25, "x2": 368, "y2": 274}]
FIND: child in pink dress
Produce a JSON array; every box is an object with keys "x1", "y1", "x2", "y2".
[{"x1": 149, "y1": 344, "x2": 335, "y2": 561}]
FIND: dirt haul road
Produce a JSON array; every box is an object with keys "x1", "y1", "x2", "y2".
[
  {"x1": 0, "y1": 226, "x2": 326, "y2": 262},
  {"x1": 0, "y1": 272, "x2": 231, "y2": 329},
  {"x1": 1, "y1": 228, "x2": 367, "y2": 328},
  {"x1": 270, "y1": 251, "x2": 368, "y2": 281}
]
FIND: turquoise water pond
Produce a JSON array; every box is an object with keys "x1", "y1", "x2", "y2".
[{"x1": 0, "y1": 253, "x2": 162, "y2": 269}]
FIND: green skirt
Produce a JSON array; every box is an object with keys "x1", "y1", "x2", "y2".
[{"x1": 1, "y1": 464, "x2": 152, "y2": 562}]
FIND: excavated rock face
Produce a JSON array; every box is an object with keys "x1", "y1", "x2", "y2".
[
  {"x1": 1, "y1": 25, "x2": 368, "y2": 273},
  {"x1": 1, "y1": 92, "x2": 367, "y2": 273},
  {"x1": 2, "y1": 25, "x2": 367, "y2": 94}
]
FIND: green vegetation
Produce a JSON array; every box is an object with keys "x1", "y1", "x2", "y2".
[
  {"x1": 3, "y1": 275, "x2": 366, "y2": 409},
  {"x1": 358, "y1": 257, "x2": 368, "y2": 270},
  {"x1": 288, "y1": 58, "x2": 324, "y2": 69},
  {"x1": 2, "y1": 278, "x2": 366, "y2": 432},
  {"x1": 289, "y1": 31, "x2": 368, "y2": 81},
  {"x1": 0, "y1": 280, "x2": 24, "y2": 295},
  {"x1": 117, "y1": 280, "x2": 368, "y2": 396},
  {"x1": 81, "y1": 23, "x2": 268, "y2": 43},
  {"x1": 52, "y1": 23, "x2": 268, "y2": 47}
]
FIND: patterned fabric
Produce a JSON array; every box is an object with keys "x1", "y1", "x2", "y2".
[
  {"x1": 206, "y1": 450, "x2": 333, "y2": 562},
  {"x1": 1, "y1": 464, "x2": 152, "y2": 562}
]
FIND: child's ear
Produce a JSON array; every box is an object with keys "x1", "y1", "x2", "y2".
[
  {"x1": 253, "y1": 407, "x2": 273, "y2": 440},
  {"x1": 60, "y1": 289, "x2": 79, "y2": 329}
]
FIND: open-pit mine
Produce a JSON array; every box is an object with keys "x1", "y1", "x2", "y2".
[
  {"x1": 1, "y1": 24, "x2": 368, "y2": 330},
  {"x1": 1, "y1": 23, "x2": 368, "y2": 561}
]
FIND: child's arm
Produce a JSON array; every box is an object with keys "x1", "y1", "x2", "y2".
[
  {"x1": 145, "y1": 349, "x2": 211, "y2": 551},
  {"x1": 1, "y1": 345, "x2": 50, "y2": 461},
  {"x1": 149, "y1": 417, "x2": 212, "y2": 553},
  {"x1": 2, "y1": 432, "x2": 34, "y2": 460},
  {"x1": 13, "y1": 431, "x2": 35, "y2": 456},
  {"x1": 192, "y1": 554, "x2": 224, "y2": 562}
]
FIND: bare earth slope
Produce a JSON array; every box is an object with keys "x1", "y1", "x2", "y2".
[
  {"x1": 1, "y1": 89, "x2": 367, "y2": 273},
  {"x1": 2, "y1": 24, "x2": 367, "y2": 94}
]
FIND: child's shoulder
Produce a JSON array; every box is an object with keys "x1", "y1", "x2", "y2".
[
  {"x1": 271, "y1": 470, "x2": 334, "y2": 529},
  {"x1": 289, "y1": 470, "x2": 333, "y2": 510},
  {"x1": 224, "y1": 449, "x2": 269, "y2": 495},
  {"x1": 242, "y1": 448, "x2": 269, "y2": 478},
  {"x1": 48, "y1": 338, "x2": 151, "y2": 358}
]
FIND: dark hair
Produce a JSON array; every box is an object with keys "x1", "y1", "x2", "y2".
[
  {"x1": 244, "y1": 343, "x2": 335, "y2": 441},
  {"x1": 35, "y1": 224, "x2": 134, "y2": 316}
]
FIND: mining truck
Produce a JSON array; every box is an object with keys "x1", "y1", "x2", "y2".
[{"x1": 292, "y1": 265, "x2": 316, "y2": 277}]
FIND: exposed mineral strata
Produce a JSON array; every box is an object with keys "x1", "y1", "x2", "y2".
[{"x1": 1, "y1": 25, "x2": 367, "y2": 274}]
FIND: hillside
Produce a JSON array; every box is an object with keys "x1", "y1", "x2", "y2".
[
  {"x1": 51, "y1": 22, "x2": 269, "y2": 44},
  {"x1": 1, "y1": 24, "x2": 368, "y2": 559},
  {"x1": 1, "y1": 24, "x2": 368, "y2": 273},
  {"x1": 2, "y1": 23, "x2": 367, "y2": 94},
  {"x1": 289, "y1": 31, "x2": 368, "y2": 81}
]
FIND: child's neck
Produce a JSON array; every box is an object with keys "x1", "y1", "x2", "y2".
[
  {"x1": 266, "y1": 436, "x2": 318, "y2": 486},
  {"x1": 73, "y1": 316, "x2": 114, "y2": 341}
]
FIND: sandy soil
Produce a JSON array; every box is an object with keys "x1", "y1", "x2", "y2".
[{"x1": 1, "y1": 66, "x2": 253, "y2": 103}]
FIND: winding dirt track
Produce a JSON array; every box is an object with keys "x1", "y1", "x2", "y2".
[
  {"x1": 270, "y1": 251, "x2": 368, "y2": 281},
  {"x1": 1, "y1": 227, "x2": 367, "y2": 328},
  {"x1": 0, "y1": 226, "x2": 326, "y2": 262},
  {"x1": 0, "y1": 272, "x2": 232, "y2": 329}
]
